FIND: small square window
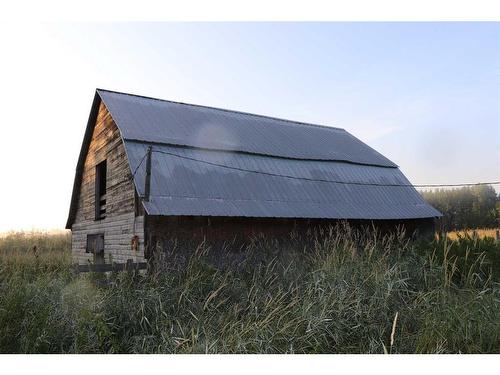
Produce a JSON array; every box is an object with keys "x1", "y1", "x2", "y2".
[
  {"x1": 86, "y1": 233, "x2": 105, "y2": 264},
  {"x1": 86, "y1": 233, "x2": 104, "y2": 254}
]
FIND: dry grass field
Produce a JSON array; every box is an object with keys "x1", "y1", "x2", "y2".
[
  {"x1": 0, "y1": 227, "x2": 499, "y2": 354},
  {"x1": 446, "y1": 228, "x2": 500, "y2": 241}
]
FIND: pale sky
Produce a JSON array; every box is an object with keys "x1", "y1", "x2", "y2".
[{"x1": 0, "y1": 22, "x2": 499, "y2": 232}]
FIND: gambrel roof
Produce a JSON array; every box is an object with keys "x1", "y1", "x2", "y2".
[{"x1": 66, "y1": 89, "x2": 441, "y2": 228}]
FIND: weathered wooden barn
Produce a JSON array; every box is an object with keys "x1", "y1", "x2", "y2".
[{"x1": 66, "y1": 89, "x2": 441, "y2": 264}]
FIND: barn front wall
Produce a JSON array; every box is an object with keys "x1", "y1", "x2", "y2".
[{"x1": 70, "y1": 102, "x2": 145, "y2": 264}]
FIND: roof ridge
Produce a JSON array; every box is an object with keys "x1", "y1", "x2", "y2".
[{"x1": 96, "y1": 88, "x2": 346, "y2": 132}]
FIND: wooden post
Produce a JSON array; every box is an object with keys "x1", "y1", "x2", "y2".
[
  {"x1": 126, "y1": 259, "x2": 133, "y2": 275},
  {"x1": 144, "y1": 146, "x2": 152, "y2": 202},
  {"x1": 496, "y1": 230, "x2": 500, "y2": 243}
]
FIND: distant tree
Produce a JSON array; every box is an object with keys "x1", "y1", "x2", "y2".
[
  {"x1": 421, "y1": 185, "x2": 499, "y2": 231},
  {"x1": 496, "y1": 198, "x2": 500, "y2": 226}
]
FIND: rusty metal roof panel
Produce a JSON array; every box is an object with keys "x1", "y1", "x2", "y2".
[
  {"x1": 98, "y1": 89, "x2": 397, "y2": 167},
  {"x1": 124, "y1": 141, "x2": 441, "y2": 219}
]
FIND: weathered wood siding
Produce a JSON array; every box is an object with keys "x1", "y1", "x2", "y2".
[
  {"x1": 71, "y1": 102, "x2": 145, "y2": 264},
  {"x1": 145, "y1": 216, "x2": 436, "y2": 255}
]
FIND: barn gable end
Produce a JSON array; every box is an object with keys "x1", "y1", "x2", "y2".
[{"x1": 68, "y1": 99, "x2": 145, "y2": 264}]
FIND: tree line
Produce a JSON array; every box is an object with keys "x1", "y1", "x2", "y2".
[{"x1": 421, "y1": 185, "x2": 500, "y2": 231}]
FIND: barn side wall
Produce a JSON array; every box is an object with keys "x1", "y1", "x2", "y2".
[
  {"x1": 144, "y1": 216, "x2": 436, "y2": 255},
  {"x1": 71, "y1": 102, "x2": 145, "y2": 264}
]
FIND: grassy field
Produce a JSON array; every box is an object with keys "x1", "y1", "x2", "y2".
[
  {"x1": 446, "y1": 228, "x2": 500, "y2": 241},
  {"x1": 0, "y1": 227, "x2": 499, "y2": 354}
]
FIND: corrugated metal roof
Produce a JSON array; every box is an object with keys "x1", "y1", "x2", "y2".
[
  {"x1": 98, "y1": 89, "x2": 397, "y2": 167},
  {"x1": 124, "y1": 141, "x2": 441, "y2": 219},
  {"x1": 63, "y1": 89, "x2": 440, "y2": 225}
]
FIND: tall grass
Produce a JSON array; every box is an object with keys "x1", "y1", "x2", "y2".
[
  {"x1": 446, "y1": 228, "x2": 500, "y2": 241},
  {"x1": 0, "y1": 226, "x2": 498, "y2": 353}
]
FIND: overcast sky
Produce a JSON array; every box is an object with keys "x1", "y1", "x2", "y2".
[{"x1": 0, "y1": 22, "x2": 498, "y2": 232}]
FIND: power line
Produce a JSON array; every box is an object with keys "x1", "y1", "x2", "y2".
[{"x1": 131, "y1": 147, "x2": 500, "y2": 188}]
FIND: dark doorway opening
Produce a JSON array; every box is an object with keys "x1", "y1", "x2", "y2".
[{"x1": 95, "y1": 160, "x2": 107, "y2": 220}]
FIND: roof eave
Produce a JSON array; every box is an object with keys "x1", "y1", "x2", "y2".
[{"x1": 65, "y1": 92, "x2": 102, "y2": 229}]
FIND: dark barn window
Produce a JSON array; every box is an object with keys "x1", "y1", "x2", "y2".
[
  {"x1": 95, "y1": 160, "x2": 107, "y2": 220},
  {"x1": 86, "y1": 233, "x2": 105, "y2": 264}
]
